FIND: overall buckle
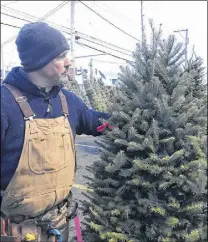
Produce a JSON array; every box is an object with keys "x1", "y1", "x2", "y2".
[
  {"x1": 24, "y1": 114, "x2": 36, "y2": 121},
  {"x1": 16, "y1": 96, "x2": 27, "y2": 103}
]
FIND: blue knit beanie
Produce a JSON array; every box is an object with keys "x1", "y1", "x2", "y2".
[{"x1": 15, "y1": 22, "x2": 70, "y2": 72}]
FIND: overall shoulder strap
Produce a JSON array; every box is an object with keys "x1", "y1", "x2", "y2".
[
  {"x1": 58, "y1": 90, "x2": 69, "y2": 117},
  {"x1": 2, "y1": 83, "x2": 35, "y2": 120}
]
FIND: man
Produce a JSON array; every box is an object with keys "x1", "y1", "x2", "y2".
[{"x1": 1, "y1": 22, "x2": 110, "y2": 242}]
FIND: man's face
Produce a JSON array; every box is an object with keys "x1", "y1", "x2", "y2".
[{"x1": 38, "y1": 50, "x2": 72, "y2": 86}]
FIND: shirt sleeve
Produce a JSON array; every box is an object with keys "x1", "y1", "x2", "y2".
[
  {"x1": 75, "y1": 95, "x2": 110, "y2": 136},
  {"x1": 1, "y1": 88, "x2": 9, "y2": 145}
]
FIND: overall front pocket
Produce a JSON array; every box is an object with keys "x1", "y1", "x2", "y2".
[{"x1": 29, "y1": 132, "x2": 68, "y2": 174}]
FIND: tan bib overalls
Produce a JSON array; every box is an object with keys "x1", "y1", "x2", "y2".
[{"x1": 1, "y1": 84, "x2": 76, "y2": 242}]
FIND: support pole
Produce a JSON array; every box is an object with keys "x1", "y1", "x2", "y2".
[{"x1": 70, "y1": 0, "x2": 76, "y2": 80}]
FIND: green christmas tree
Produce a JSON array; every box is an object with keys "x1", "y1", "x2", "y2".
[
  {"x1": 81, "y1": 21, "x2": 207, "y2": 242},
  {"x1": 184, "y1": 53, "x2": 207, "y2": 99},
  {"x1": 82, "y1": 70, "x2": 99, "y2": 109},
  {"x1": 62, "y1": 73, "x2": 91, "y2": 106},
  {"x1": 94, "y1": 76, "x2": 112, "y2": 112},
  {"x1": 82, "y1": 69, "x2": 110, "y2": 112}
]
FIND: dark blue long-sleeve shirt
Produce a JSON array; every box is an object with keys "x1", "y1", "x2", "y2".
[{"x1": 1, "y1": 67, "x2": 110, "y2": 191}]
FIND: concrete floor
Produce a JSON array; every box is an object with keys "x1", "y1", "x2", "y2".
[{"x1": 68, "y1": 135, "x2": 101, "y2": 241}]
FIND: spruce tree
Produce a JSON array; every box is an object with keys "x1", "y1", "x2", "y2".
[
  {"x1": 62, "y1": 73, "x2": 91, "y2": 106},
  {"x1": 184, "y1": 54, "x2": 207, "y2": 99},
  {"x1": 95, "y1": 77, "x2": 111, "y2": 112},
  {"x1": 81, "y1": 22, "x2": 207, "y2": 242},
  {"x1": 82, "y1": 70, "x2": 99, "y2": 109},
  {"x1": 91, "y1": 76, "x2": 108, "y2": 112},
  {"x1": 83, "y1": 70, "x2": 110, "y2": 112}
]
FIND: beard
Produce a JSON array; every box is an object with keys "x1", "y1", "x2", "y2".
[
  {"x1": 40, "y1": 73, "x2": 68, "y2": 88},
  {"x1": 27, "y1": 67, "x2": 70, "y2": 89},
  {"x1": 59, "y1": 72, "x2": 69, "y2": 84}
]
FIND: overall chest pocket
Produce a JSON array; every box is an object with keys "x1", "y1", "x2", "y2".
[{"x1": 28, "y1": 128, "x2": 72, "y2": 174}]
